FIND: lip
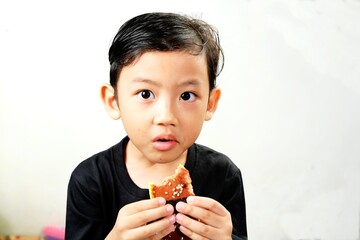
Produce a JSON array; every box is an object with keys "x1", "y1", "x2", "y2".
[{"x1": 152, "y1": 134, "x2": 178, "y2": 151}]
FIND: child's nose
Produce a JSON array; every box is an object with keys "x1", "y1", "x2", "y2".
[{"x1": 153, "y1": 100, "x2": 178, "y2": 126}]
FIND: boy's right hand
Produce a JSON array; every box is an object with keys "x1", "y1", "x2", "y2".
[{"x1": 105, "y1": 197, "x2": 176, "y2": 240}]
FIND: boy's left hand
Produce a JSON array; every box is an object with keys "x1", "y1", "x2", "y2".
[{"x1": 175, "y1": 196, "x2": 232, "y2": 240}]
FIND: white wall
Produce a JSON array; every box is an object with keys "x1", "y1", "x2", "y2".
[{"x1": 1, "y1": 0, "x2": 359, "y2": 239}]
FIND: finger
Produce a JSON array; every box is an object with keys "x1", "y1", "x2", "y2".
[
  {"x1": 128, "y1": 214, "x2": 176, "y2": 239},
  {"x1": 126, "y1": 203, "x2": 174, "y2": 228},
  {"x1": 150, "y1": 216, "x2": 176, "y2": 240},
  {"x1": 186, "y1": 196, "x2": 229, "y2": 217},
  {"x1": 176, "y1": 200, "x2": 219, "y2": 227},
  {"x1": 154, "y1": 223, "x2": 176, "y2": 240},
  {"x1": 178, "y1": 225, "x2": 212, "y2": 240},
  {"x1": 122, "y1": 197, "x2": 166, "y2": 216},
  {"x1": 176, "y1": 213, "x2": 216, "y2": 240},
  {"x1": 176, "y1": 197, "x2": 233, "y2": 239}
]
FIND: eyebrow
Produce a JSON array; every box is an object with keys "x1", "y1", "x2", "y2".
[
  {"x1": 178, "y1": 79, "x2": 202, "y2": 87},
  {"x1": 131, "y1": 78, "x2": 161, "y2": 87},
  {"x1": 131, "y1": 78, "x2": 203, "y2": 88}
]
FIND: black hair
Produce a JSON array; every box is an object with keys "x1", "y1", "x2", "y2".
[{"x1": 108, "y1": 12, "x2": 224, "y2": 93}]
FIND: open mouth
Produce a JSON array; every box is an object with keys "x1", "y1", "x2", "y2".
[{"x1": 153, "y1": 136, "x2": 177, "y2": 150}]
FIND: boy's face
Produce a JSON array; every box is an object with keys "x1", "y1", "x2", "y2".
[{"x1": 102, "y1": 51, "x2": 220, "y2": 164}]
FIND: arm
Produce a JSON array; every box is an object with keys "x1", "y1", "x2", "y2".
[
  {"x1": 65, "y1": 174, "x2": 108, "y2": 239},
  {"x1": 223, "y1": 168, "x2": 247, "y2": 239}
]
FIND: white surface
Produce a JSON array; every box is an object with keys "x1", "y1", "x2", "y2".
[{"x1": 0, "y1": 0, "x2": 359, "y2": 239}]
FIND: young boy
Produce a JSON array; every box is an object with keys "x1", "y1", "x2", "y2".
[{"x1": 66, "y1": 12, "x2": 247, "y2": 240}]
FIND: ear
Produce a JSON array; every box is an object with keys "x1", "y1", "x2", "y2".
[
  {"x1": 100, "y1": 84, "x2": 121, "y2": 120},
  {"x1": 205, "y1": 88, "x2": 221, "y2": 121}
]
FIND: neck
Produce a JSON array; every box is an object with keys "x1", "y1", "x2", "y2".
[{"x1": 125, "y1": 140, "x2": 187, "y2": 188}]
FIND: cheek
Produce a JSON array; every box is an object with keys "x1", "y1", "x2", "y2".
[
  {"x1": 121, "y1": 116, "x2": 148, "y2": 141},
  {"x1": 119, "y1": 104, "x2": 146, "y2": 131},
  {"x1": 181, "y1": 102, "x2": 208, "y2": 121},
  {"x1": 181, "y1": 113, "x2": 205, "y2": 135}
]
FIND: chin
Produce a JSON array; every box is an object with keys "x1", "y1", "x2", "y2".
[{"x1": 150, "y1": 152, "x2": 186, "y2": 164}]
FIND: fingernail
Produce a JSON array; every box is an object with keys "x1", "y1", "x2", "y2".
[
  {"x1": 166, "y1": 204, "x2": 174, "y2": 213},
  {"x1": 158, "y1": 197, "x2": 166, "y2": 205},
  {"x1": 176, "y1": 201, "x2": 185, "y2": 211},
  {"x1": 187, "y1": 196, "x2": 195, "y2": 204},
  {"x1": 168, "y1": 214, "x2": 176, "y2": 224},
  {"x1": 176, "y1": 213, "x2": 184, "y2": 221}
]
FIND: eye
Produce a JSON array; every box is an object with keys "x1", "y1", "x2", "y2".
[
  {"x1": 137, "y1": 90, "x2": 155, "y2": 100},
  {"x1": 180, "y1": 92, "x2": 196, "y2": 102}
]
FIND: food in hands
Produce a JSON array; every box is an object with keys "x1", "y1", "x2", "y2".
[{"x1": 149, "y1": 164, "x2": 194, "y2": 240}]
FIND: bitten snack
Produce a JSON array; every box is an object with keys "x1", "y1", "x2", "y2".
[
  {"x1": 149, "y1": 164, "x2": 194, "y2": 201},
  {"x1": 149, "y1": 164, "x2": 194, "y2": 240}
]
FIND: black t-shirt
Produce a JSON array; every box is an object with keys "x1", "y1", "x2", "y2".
[{"x1": 66, "y1": 136, "x2": 247, "y2": 239}]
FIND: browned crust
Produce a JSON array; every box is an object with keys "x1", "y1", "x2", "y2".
[{"x1": 149, "y1": 164, "x2": 194, "y2": 201}]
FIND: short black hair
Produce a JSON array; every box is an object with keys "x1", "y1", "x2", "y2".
[{"x1": 109, "y1": 12, "x2": 224, "y2": 93}]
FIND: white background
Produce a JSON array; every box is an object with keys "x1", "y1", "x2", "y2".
[{"x1": 1, "y1": 0, "x2": 359, "y2": 239}]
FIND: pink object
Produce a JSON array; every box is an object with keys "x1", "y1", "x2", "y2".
[{"x1": 43, "y1": 226, "x2": 65, "y2": 240}]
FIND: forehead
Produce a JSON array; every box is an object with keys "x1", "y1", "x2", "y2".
[{"x1": 118, "y1": 51, "x2": 209, "y2": 87}]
